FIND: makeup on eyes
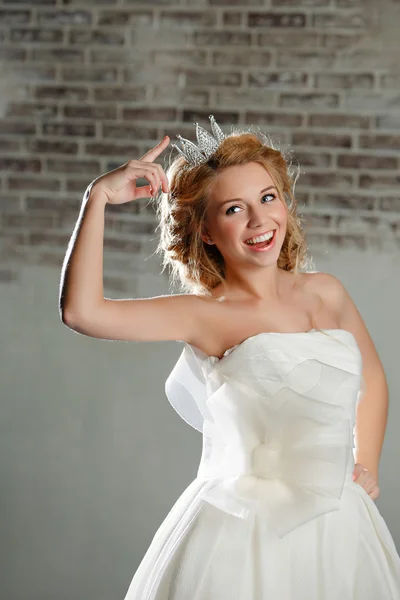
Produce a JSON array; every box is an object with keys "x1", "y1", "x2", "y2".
[{"x1": 225, "y1": 193, "x2": 276, "y2": 215}]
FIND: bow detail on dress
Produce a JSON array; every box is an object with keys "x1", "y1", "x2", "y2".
[{"x1": 197, "y1": 358, "x2": 357, "y2": 538}]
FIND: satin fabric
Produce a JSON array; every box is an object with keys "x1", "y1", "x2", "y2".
[{"x1": 124, "y1": 329, "x2": 400, "y2": 599}]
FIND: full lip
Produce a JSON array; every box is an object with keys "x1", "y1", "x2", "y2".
[{"x1": 243, "y1": 228, "x2": 276, "y2": 243}]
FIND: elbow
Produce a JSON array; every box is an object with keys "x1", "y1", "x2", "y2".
[{"x1": 60, "y1": 307, "x2": 80, "y2": 329}]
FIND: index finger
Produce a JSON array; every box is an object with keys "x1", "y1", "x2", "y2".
[{"x1": 140, "y1": 136, "x2": 170, "y2": 163}]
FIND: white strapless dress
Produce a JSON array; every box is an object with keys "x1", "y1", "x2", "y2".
[{"x1": 123, "y1": 329, "x2": 400, "y2": 599}]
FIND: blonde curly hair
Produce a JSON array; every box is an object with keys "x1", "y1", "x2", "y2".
[{"x1": 152, "y1": 127, "x2": 315, "y2": 296}]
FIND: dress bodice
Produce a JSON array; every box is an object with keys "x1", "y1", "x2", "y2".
[{"x1": 164, "y1": 329, "x2": 366, "y2": 538}]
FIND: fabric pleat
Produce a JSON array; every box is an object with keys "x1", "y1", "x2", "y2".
[{"x1": 123, "y1": 329, "x2": 400, "y2": 599}]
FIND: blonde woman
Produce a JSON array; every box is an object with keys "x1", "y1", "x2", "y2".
[{"x1": 60, "y1": 117, "x2": 400, "y2": 599}]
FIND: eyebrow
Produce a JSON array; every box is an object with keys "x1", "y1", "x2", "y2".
[{"x1": 219, "y1": 186, "x2": 277, "y2": 207}]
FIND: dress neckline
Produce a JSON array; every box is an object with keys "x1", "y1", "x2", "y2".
[{"x1": 187, "y1": 328, "x2": 357, "y2": 363}]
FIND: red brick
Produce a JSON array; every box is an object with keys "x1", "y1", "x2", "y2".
[
  {"x1": 122, "y1": 107, "x2": 177, "y2": 121},
  {"x1": 258, "y1": 30, "x2": 320, "y2": 47},
  {"x1": 43, "y1": 122, "x2": 95, "y2": 137},
  {"x1": 11, "y1": 65, "x2": 56, "y2": 81},
  {"x1": 85, "y1": 142, "x2": 141, "y2": 157},
  {"x1": 3, "y1": 213, "x2": 55, "y2": 229},
  {"x1": 0, "y1": 138, "x2": 21, "y2": 152},
  {"x1": 293, "y1": 132, "x2": 352, "y2": 148},
  {"x1": 7, "y1": 177, "x2": 60, "y2": 191},
  {"x1": 322, "y1": 32, "x2": 364, "y2": 49},
  {"x1": 212, "y1": 50, "x2": 271, "y2": 67},
  {"x1": 312, "y1": 12, "x2": 368, "y2": 28},
  {"x1": 0, "y1": 158, "x2": 41, "y2": 172},
  {"x1": 154, "y1": 49, "x2": 207, "y2": 67},
  {"x1": 28, "y1": 231, "x2": 72, "y2": 246},
  {"x1": 69, "y1": 29, "x2": 125, "y2": 45},
  {"x1": 360, "y1": 174, "x2": 400, "y2": 189},
  {"x1": 277, "y1": 51, "x2": 335, "y2": 69},
  {"x1": 61, "y1": 66, "x2": 118, "y2": 82},
  {"x1": 222, "y1": 12, "x2": 242, "y2": 26},
  {"x1": 280, "y1": 93, "x2": 339, "y2": 108},
  {"x1": 26, "y1": 139, "x2": 79, "y2": 154},
  {"x1": 98, "y1": 10, "x2": 152, "y2": 26},
  {"x1": 249, "y1": 71, "x2": 308, "y2": 88},
  {"x1": 338, "y1": 154, "x2": 397, "y2": 169},
  {"x1": 210, "y1": 0, "x2": 261, "y2": 4},
  {"x1": 314, "y1": 193, "x2": 375, "y2": 210},
  {"x1": 160, "y1": 10, "x2": 216, "y2": 27},
  {"x1": 359, "y1": 134, "x2": 400, "y2": 150},
  {"x1": 34, "y1": 86, "x2": 89, "y2": 101},
  {"x1": 0, "y1": 121, "x2": 36, "y2": 135},
  {"x1": 0, "y1": 47, "x2": 27, "y2": 60},
  {"x1": 89, "y1": 48, "x2": 127, "y2": 63},
  {"x1": 45, "y1": 158, "x2": 100, "y2": 174},
  {"x1": 294, "y1": 151, "x2": 332, "y2": 167},
  {"x1": 26, "y1": 197, "x2": 81, "y2": 212},
  {"x1": 272, "y1": 0, "x2": 329, "y2": 4},
  {"x1": 248, "y1": 12, "x2": 306, "y2": 27},
  {"x1": 64, "y1": 105, "x2": 117, "y2": 120},
  {"x1": 299, "y1": 172, "x2": 354, "y2": 188},
  {"x1": 379, "y1": 197, "x2": 400, "y2": 211},
  {"x1": 0, "y1": 10, "x2": 31, "y2": 24},
  {"x1": 94, "y1": 86, "x2": 146, "y2": 102},
  {"x1": 32, "y1": 47, "x2": 85, "y2": 62},
  {"x1": 315, "y1": 73, "x2": 374, "y2": 89},
  {"x1": 308, "y1": 114, "x2": 371, "y2": 129},
  {"x1": 185, "y1": 70, "x2": 241, "y2": 87},
  {"x1": 10, "y1": 28, "x2": 63, "y2": 43},
  {"x1": 37, "y1": 9, "x2": 92, "y2": 25},
  {"x1": 194, "y1": 31, "x2": 251, "y2": 46},
  {"x1": 245, "y1": 111, "x2": 303, "y2": 127},
  {"x1": 6, "y1": 102, "x2": 58, "y2": 119},
  {"x1": 102, "y1": 123, "x2": 158, "y2": 140}
]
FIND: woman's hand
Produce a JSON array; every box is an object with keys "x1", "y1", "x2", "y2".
[
  {"x1": 352, "y1": 462, "x2": 380, "y2": 501},
  {"x1": 90, "y1": 135, "x2": 170, "y2": 205}
]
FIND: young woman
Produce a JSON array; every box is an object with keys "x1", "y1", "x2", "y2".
[{"x1": 59, "y1": 116, "x2": 400, "y2": 599}]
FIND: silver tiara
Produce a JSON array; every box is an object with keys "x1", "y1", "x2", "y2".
[{"x1": 171, "y1": 114, "x2": 227, "y2": 166}]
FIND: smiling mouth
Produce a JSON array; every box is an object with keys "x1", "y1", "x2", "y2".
[{"x1": 243, "y1": 229, "x2": 276, "y2": 245}]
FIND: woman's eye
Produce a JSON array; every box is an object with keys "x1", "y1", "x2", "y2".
[{"x1": 225, "y1": 193, "x2": 276, "y2": 215}]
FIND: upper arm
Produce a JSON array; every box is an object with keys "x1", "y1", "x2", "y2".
[
  {"x1": 317, "y1": 272, "x2": 386, "y2": 378},
  {"x1": 63, "y1": 293, "x2": 202, "y2": 344}
]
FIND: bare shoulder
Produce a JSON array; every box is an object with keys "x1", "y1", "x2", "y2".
[
  {"x1": 302, "y1": 270, "x2": 343, "y2": 315},
  {"x1": 307, "y1": 271, "x2": 385, "y2": 376},
  {"x1": 303, "y1": 270, "x2": 343, "y2": 294}
]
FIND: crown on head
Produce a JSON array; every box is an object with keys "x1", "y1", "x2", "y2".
[{"x1": 171, "y1": 114, "x2": 226, "y2": 166}]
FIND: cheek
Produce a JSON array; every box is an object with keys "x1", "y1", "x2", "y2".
[
  {"x1": 217, "y1": 218, "x2": 239, "y2": 240},
  {"x1": 276, "y1": 203, "x2": 288, "y2": 226}
]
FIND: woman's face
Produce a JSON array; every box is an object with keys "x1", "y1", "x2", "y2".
[{"x1": 202, "y1": 161, "x2": 288, "y2": 265}]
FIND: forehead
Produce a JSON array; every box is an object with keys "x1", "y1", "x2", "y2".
[{"x1": 208, "y1": 162, "x2": 276, "y2": 199}]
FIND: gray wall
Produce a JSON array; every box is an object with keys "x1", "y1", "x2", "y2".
[
  {"x1": 0, "y1": 1, "x2": 399, "y2": 599},
  {"x1": 1, "y1": 253, "x2": 399, "y2": 600}
]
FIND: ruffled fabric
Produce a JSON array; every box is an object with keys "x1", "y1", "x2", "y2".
[
  {"x1": 123, "y1": 330, "x2": 400, "y2": 600},
  {"x1": 197, "y1": 357, "x2": 358, "y2": 538},
  {"x1": 164, "y1": 329, "x2": 364, "y2": 434}
]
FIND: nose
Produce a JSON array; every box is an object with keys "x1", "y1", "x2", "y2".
[
  {"x1": 247, "y1": 205, "x2": 274, "y2": 230},
  {"x1": 245, "y1": 202, "x2": 279, "y2": 237}
]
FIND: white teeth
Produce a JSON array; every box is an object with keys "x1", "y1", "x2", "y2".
[{"x1": 245, "y1": 230, "x2": 274, "y2": 245}]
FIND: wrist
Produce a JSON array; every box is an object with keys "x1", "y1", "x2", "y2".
[{"x1": 85, "y1": 180, "x2": 108, "y2": 207}]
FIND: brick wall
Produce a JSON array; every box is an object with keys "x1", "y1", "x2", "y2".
[{"x1": 0, "y1": 0, "x2": 399, "y2": 293}]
